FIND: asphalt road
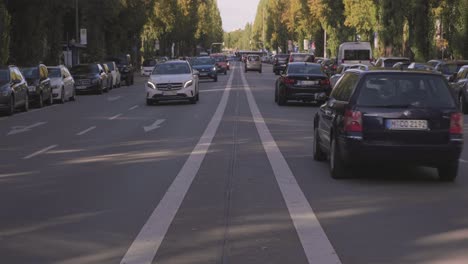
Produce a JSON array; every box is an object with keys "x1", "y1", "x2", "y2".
[{"x1": 0, "y1": 62, "x2": 467, "y2": 264}]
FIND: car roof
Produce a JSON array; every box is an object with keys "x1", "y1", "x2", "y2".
[
  {"x1": 378, "y1": 57, "x2": 410, "y2": 60},
  {"x1": 288, "y1": 62, "x2": 321, "y2": 66},
  {"x1": 162, "y1": 60, "x2": 188, "y2": 64},
  {"x1": 346, "y1": 69, "x2": 444, "y2": 76}
]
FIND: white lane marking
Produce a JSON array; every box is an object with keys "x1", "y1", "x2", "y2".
[
  {"x1": 143, "y1": 119, "x2": 166, "y2": 132},
  {"x1": 460, "y1": 159, "x2": 467, "y2": 163},
  {"x1": 7, "y1": 122, "x2": 47, "y2": 136},
  {"x1": 23, "y1": 145, "x2": 58, "y2": 160},
  {"x1": 108, "y1": 96, "x2": 122, "y2": 101},
  {"x1": 76, "y1": 126, "x2": 97, "y2": 136},
  {"x1": 128, "y1": 105, "x2": 139, "y2": 111},
  {"x1": 120, "y1": 65, "x2": 236, "y2": 264},
  {"x1": 109, "y1": 113, "x2": 123, "y2": 120},
  {"x1": 240, "y1": 70, "x2": 342, "y2": 264}
]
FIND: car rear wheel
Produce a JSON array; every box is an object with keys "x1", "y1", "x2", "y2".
[
  {"x1": 313, "y1": 127, "x2": 326, "y2": 161},
  {"x1": 330, "y1": 137, "x2": 348, "y2": 179},
  {"x1": 59, "y1": 88, "x2": 65, "y2": 104},
  {"x1": 438, "y1": 160, "x2": 458, "y2": 181},
  {"x1": 189, "y1": 96, "x2": 197, "y2": 104}
]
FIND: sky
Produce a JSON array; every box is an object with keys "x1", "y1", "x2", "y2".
[{"x1": 217, "y1": 0, "x2": 261, "y2": 32}]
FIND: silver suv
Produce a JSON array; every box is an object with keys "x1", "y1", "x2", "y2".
[{"x1": 245, "y1": 55, "x2": 262, "y2": 73}]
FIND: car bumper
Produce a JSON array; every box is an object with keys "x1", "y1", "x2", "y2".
[
  {"x1": 198, "y1": 72, "x2": 217, "y2": 79},
  {"x1": 146, "y1": 85, "x2": 196, "y2": 101},
  {"x1": 339, "y1": 136, "x2": 463, "y2": 165},
  {"x1": 274, "y1": 65, "x2": 287, "y2": 72},
  {"x1": 75, "y1": 84, "x2": 100, "y2": 93},
  {"x1": 285, "y1": 86, "x2": 330, "y2": 101}
]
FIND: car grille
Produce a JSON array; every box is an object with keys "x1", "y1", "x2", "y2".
[
  {"x1": 76, "y1": 79, "x2": 91, "y2": 85},
  {"x1": 156, "y1": 83, "x2": 183, "y2": 91}
]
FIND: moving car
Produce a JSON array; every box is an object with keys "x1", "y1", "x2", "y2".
[
  {"x1": 21, "y1": 64, "x2": 52, "y2": 108},
  {"x1": 47, "y1": 65, "x2": 76, "y2": 103},
  {"x1": 245, "y1": 55, "x2": 262, "y2": 73},
  {"x1": 146, "y1": 60, "x2": 199, "y2": 105},
  {"x1": 211, "y1": 53, "x2": 229, "y2": 74},
  {"x1": 374, "y1": 57, "x2": 410, "y2": 68},
  {"x1": 338, "y1": 41, "x2": 373, "y2": 66},
  {"x1": 71, "y1": 63, "x2": 109, "y2": 94},
  {"x1": 273, "y1": 54, "x2": 290, "y2": 75},
  {"x1": 451, "y1": 65, "x2": 468, "y2": 114},
  {"x1": 275, "y1": 62, "x2": 331, "y2": 105},
  {"x1": 313, "y1": 70, "x2": 463, "y2": 181},
  {"x1": 289, "y1": 53, "x2": 315, "y2": 63},
  {"x1": 141, "y1": 58, "x2": 157, "y2": 77},
  {"x1": 428, "y1": 60, "x2": 468, "y2": 81},
  {"x1": 191, "y1": 57, "x2": 218, "y2": 82},
  {"x1": 105, "y1": 61, "x2": 121, "y2": 88},
  {"x1": 0, "y1": 65, "x2": 29, "y2": 115}
]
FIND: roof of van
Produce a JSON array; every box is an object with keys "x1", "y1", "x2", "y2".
[{"x1": 339, "y1": 42, "x2": 371, "y2": 48}]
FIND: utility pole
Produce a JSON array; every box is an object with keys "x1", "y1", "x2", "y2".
[
  {"x1": 75, "y1": 0, "x2": 79, "y2": 42},
  {"x1": 262, "y1": 7, "x2": 266, "y2": 49},
  {"x1": 324, "y1": 30, "x2": 327, "y2": 58}
]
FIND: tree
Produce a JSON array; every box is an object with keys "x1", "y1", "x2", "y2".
[{"x1": 0, "y1": 1, "x2": 10, "y2": 64}]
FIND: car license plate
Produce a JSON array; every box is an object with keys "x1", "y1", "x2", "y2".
[
  {"x1": 163, "y1": 91, "x2": 177, "y2": 96},
  {"x1": 200, "y1": 73, "x2": 208, "y2": 76},
  {"x1": 298, "y1": 80, "x2": 318, "y2": 86},
  {"x1": 386, "y1": 119, "x2": 428, "y2": 130}
]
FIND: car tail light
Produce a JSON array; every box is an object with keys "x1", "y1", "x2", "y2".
[
  {"x1": 284, "y1": 77, "x2": 295, "y2": 85},
  {"x1": 344, "y1": 110, "x2": 363, "y2": 132},
  {"x1": 319, "y1": 79, "x2": 330, "y2": 86},
  {"x1": 450, "y1": 113, "x2": 463, "y2": 134}
]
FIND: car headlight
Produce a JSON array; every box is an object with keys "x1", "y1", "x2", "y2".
[
  {"x1": 212, "y1": 67, "x2": 217, "y2": 71},
  {"x1": 147, "y1": 81, "x2": 156, "y2": 89},
  {"x1": 184, "y1": 80, "x2": 193, "y2": 88}
]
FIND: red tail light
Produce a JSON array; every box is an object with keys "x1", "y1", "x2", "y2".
[
  {"x1": 344, "y1": 110, "x2": 363, "y2": 132},
  {"x1": 283, "y1": 77, "x2": 295, "y2": 85},
  {"x1": 450, "y1": 113, "x2": 463, "y2": 134},
  {"x1": 319, "y1": 79, "x2": 330, "y2": 86}
]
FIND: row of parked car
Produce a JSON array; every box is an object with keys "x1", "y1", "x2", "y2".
[{"x1": 0, "y1": 59, "x2": 135, "y2": 116}]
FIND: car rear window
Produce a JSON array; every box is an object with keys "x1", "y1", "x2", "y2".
[
  {"x1": 248, "y1": 56, "x2": 260, "y2": 61},
  {"x1": 143, "y1": 60, "x2": 157, "y2": 67},
  {"x1": 357, "y1": 74, "x2": 456, "y2": 108},
  {"x1": 288, "y1": 64, "x2": 323, "y2": 75},
  {"x1": 344, "y1": 50, "x2": 370, "y2": 60}
]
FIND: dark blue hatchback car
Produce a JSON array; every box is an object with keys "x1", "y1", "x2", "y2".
[{"x1": 313, "y1": 70, "x2": 463, "y2": 181}]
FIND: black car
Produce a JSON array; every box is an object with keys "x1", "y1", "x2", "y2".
[
  {"x1": 273, "y1": 54, "x2": 290, "y2": 75},
  {"x1": 20, "y1": 64, "x2": 52, "y2": 108},
  {"x1": 313, "y1": 70, "x2": 463, "y2": 181},
  {"x1": 428, "y1": 60, "x2": 468, "y2": 81},
  {"x1": 107, "y1": 54, "x2": 134, "y2": 86},
  {"x1": 451, "y1": 65, "x2": 468, "y2": 114},
  {"x1": 275, "y1": 62, "x2": 331, "y2": 105},
  {"x1": 0, "y1": 65, "x2": 29, "y2": 115},
  {"x1": 70, "y1": 64, "x2": 108, "y2": 94},
  {"x1": 191, "y1": 57, "x2": 218, "y2": 82}
]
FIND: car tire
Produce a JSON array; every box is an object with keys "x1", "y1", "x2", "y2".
[
  {"x1": 23, "y1": 93, "x2": 29, "y2": 112},
  {"x1": 189, "y1": 96, "x2": 197, "y2": 104},
  {"x1": 214, "y1": 77, "x2": 218, "y2": 82},
  {"x1": 224, "y1": 70, "x2": 227, "y2": 75},
  {"x1": 37, "y1": 93, "x2": 44, "y2": 108},
  {"x1": 274, "y1": 87, "x2": 278, "y2": 102},
  {"x1": 59, "y1": 88, "x2": 65, "y2": 104},
  {"x1": 196, "y1": 93, "x2": 199, "y2": 101},
  {"x1": 438, "y1": 160, "x2": 458, "y2": 181},
  {"x1": 259, "y1": 69, "x2": 262, "y2": 74},
  {"x1": 329, "y1": 136, "x2": 348, "y2": 179},
  {"x1": 460, "y1": 94, "x2": 468, "y2": 114},
  {"x1": 70, "y1": 89, "x2": 76, "y2": 101},
  {"x1": 313, "y1": 127, "x2": 327, "y2": 161},
  {"x1": 7, "y1": 96, "x2": 15, "y2": 116},
  {"x1": 146, "y1": 99, "x2": 153, "y2": 106},
  {"x1": 278, "y1": 92, "x2": 287, "y2": 106}
]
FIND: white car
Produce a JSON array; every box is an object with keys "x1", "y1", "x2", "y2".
[
  {"x1": 105, "y1": 61, "x2": 121, "y2": 88},
  {"x1": 146, "y1": 60, "x2": 199, "y2": 105},
  {"x1": 141, "y1": 59, "x2": 157, "y2": 76},
  {"x1": 47, "y1": 65, "x2": 76, "y2": 103}
]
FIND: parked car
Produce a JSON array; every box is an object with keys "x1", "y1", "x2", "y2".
[
  {"x1": 428, "y1": 60, "x2": 468, "y2": 81},
  {"x1": 107, "y1": 54, "x2": 134, "y2": 86},
  {"x1": 211, "y1": 53, "x2": 229, "y2": 74},
  {"x1": 146, "y1": 60, "x2": 199, "y2": 105},
  {"x1": 392, "y1": 61, "x2": 411, "y2": 70},
  {"x1": 374, "y1": 57, "x2": 410, "y2": 68},
  {"x1": 273, "y1": 54, "x2": 290, "y2": 75},
  {"x1": 0, "y1": 65, "x2": 29, "y2": 115},
  {"x1": 313, "y1": 69, "x2": 463, "y2": 181},
  {"x1": 141, "y1": 58, "x2": 157, "y2": 77},
  {"x1": 70, "y1": 63, "x2": 109, "y2": 94},
  {"x1": 321, "y1": 58, "x2": 338, "y2": 76},
  {"x1": 275, "y1": 62, "x2": 331, "y2": 105},
  {"x1": 105, "y1": 61, "x2": 121, "y2": 88},
  {"x1": 245, "y1": 55, "x2": 262, "y2": 73},
  {"x1": 451, "y1": 65, "x2": 468, "y2": 114},
  {"x1": 191, "y1": 57, "x2": 218, "y2": 82},
  {"x1": 100, "y1": 63, "x2": 113, "y2": 91},
  {"x1": 47, "y1": 65, "x2": 76, "y2": 103},
  {"x1": 289, "y1": 53, "x2": 315, "y2": 63},
  {"x1": 21, "y1": 64, "x2": 52, "y2": 108}
]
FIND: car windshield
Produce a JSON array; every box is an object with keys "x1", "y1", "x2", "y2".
[
  {"x1": 344, "y1": 50, "x2": 370, "y2": 60},
  {"x1": 248, "y1": 56, "x2": 260, "y2": 61},
  {"x1": 357, "y1": 74, "x2": 455, "y2": 108},
  {"x1": 193, "y1": 58, "x2": 215, "y2": 65},
  {"x1": 288, "y1": 64, "x2": 323, "y2": 75},
  {"x1": 152, "y1": 63, "x2": 190, "y2": 75},
  {"x1": 0, "y1": 69, "x2": 9, "y2": 85},
  {"x1": 143, "y1": 60, "x2": 157, "y2": 67},
  {"x1": 21, "y1": 67, "x2": 39, "y2": 79},
  {"x1": 47, "y1": 68, "x2": 61, "y2": 78},
  {"x1": 71, "y1": 65, "x2": 98, "y2": 74}
]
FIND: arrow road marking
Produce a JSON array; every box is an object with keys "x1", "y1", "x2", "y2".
[
  {"x1": 143, "y1": 119, "x2": 166, "y2": 132},
  {"x1": 7, "y1": 122, "x2": 47, "y2": 136}
]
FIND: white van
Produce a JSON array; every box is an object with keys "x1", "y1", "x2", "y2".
[{"x1": 337, "y1": 42, "x2": 373, "y2": 66}]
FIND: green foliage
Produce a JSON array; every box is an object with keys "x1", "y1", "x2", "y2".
[{"x1": 0, "y1": 1, "x2": 10, "y2": 64}]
